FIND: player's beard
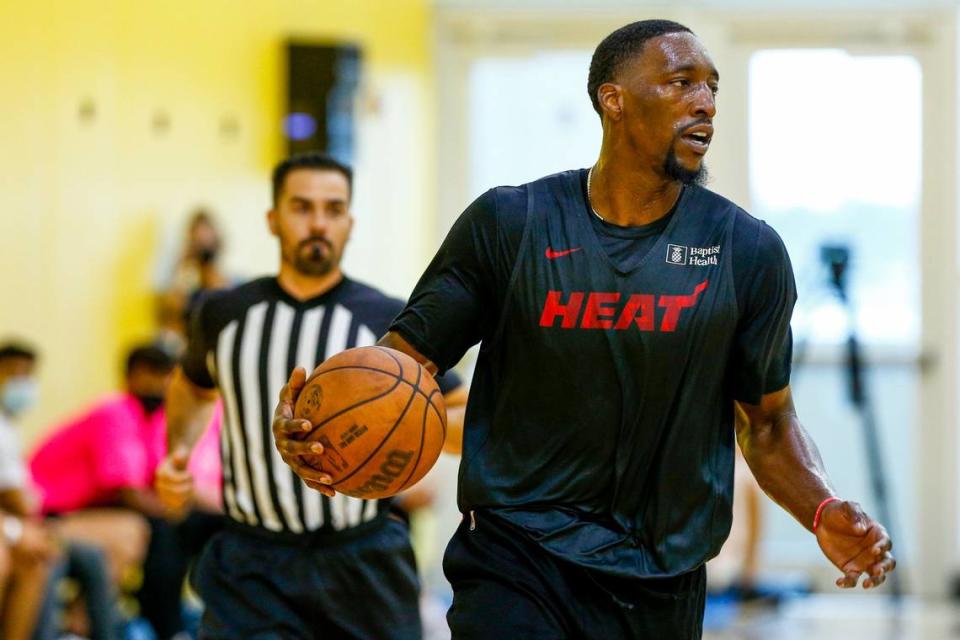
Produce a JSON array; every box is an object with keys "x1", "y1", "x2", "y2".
[
  {"x1": 291, "y1": 236, "x2": 337, "y2": 276},
  {"x1": 664, "y1": 149, "x2": 709, "y2": 186}
]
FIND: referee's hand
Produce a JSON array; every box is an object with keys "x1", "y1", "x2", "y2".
[
  {"x1": 272, "y1": 367, "x2": 336, "y2": 497},
  {"x1": 156, "y1": 448, "x2": 194, "y2": 515}
]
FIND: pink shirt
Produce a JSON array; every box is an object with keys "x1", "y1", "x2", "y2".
[{"x1": 30, "y1": 393, "x2": 166, "y2": 513}]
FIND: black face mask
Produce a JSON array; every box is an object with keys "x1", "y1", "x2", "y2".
[
  {"x1": 197, "y1": 247, "x2": 218, "y2": 265},
  {"x1": 136, "y1": 393, "x2": 165, "y2": 415}
]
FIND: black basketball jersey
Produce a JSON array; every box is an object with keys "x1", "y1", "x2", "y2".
[
  {"x1": 391, "y1": 169, "x2": 796, "y2": 577},
  {"x1": 181, "y1": 276, "x2": 460, "y2": 536}
]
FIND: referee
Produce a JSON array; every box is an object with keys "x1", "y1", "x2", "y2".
[
  {"x1": 275, "y1": 21, "x2": 895, "y2": 639},
  {"x1": 156, "y1": 152, "x2": 465, "y2": 639}
]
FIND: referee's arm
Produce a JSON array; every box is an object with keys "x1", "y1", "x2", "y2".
[{"x1": 156, "y1": 368, "x2": 219, "y2": 513}]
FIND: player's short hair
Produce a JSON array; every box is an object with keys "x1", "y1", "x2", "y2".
[
  {"x1": 0, "y1": 342, "x2": 37, "y2": 364},
  {"x1": 125, "y1": 345, "x2": 175, "y2": 377},
  {"x1": 587, "y1": 19, "x2": 694, "y2": 116},
  {"x1": 272, "y1": 152, "x2": 353, "y2": 205}
]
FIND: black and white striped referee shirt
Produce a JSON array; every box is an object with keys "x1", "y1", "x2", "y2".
[{"x1": 182, "y1": 276, "x2": 459, "y2": 535}]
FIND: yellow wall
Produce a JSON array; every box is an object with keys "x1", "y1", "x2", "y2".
[{"x1": 0, "y1": 0, "x2": 435, "y2": 442}]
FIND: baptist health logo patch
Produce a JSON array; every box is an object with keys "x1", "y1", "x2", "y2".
[
  {"x1": 665, "y1": 244, "x2": 720, "y2": 266},
  {"x1": 666, "y1": 244, "x2": 688, "y2": 265}
]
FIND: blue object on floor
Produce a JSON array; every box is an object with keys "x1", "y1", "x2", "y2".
[
  {"x1": 121, "y1": 618, "x2": 156, "y2": 640},
  {"x1": 703, "y1": 592, "x2": 741, "y2": 631}
]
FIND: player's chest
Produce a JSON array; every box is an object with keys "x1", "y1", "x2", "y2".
[{"x1": 513, "y1": 239, "x2": 732, "y2": 341}]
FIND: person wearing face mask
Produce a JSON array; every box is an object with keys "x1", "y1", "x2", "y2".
[
  {"x1": 29, "y1": 344, "x2": 224, "y2": 639},
  {"x1": 0, "y1": 342, "x2": 58, "y2": 640},
  {"x1": 155, "y1": 210, "x2": 232, "y2": 358},
  {"x1": 30, "y1": 345, "x2": 175, "y2": 520}
]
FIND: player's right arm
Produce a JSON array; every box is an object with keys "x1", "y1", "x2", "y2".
[
  {"x1": 274, "y1": 189, "x2": 512, "y2": 494},
  {"x1": 271, "y1": 336, "x2": 454, "y2": 494},
  {"x1": 730, "y1": 219, "x2": 893, "y2": 589}
]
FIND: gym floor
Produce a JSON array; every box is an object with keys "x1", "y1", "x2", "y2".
[{"x1": 703, "y1": 594, "x2": 959, "y2": 640}]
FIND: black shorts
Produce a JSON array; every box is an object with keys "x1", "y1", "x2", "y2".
[
  {"x1": 443, "y1": 510, "x2": 706, "y2": 640},
  {"x1": 192, "y1": 517, "x2": 422, "y2": 640}
]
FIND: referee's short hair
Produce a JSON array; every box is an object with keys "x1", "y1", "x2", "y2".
[
  {"x1": 587, "y1": 19, "x2": 694, "y2": 117},
  {"x1": 272, "y1": 152, "x2": 353, "y2": 205},
  {"x1": 125, "y1": 345, "x2": 175, "y2": 377}
]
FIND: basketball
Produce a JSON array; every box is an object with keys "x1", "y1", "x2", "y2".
[{"x1": 293, "y1": 345, "x2": 447, "y2": 499}]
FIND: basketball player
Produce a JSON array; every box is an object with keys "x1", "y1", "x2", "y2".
[
  {"x1": 274, "y1": 21, "x2": 896, "y2": 639},
  {"x1": 155, "y1": 152, "x2": 466, "y2": 639}
]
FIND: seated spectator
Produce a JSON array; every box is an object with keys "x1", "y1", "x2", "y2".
[
  {"x1": 0, "y1": 342, "x2": 58, "y2": 639},
  {"x1": 30, "y1": 344, "x2": 221, "y2": 640},
  {"x1": 29, "y1": 347, "x2": 165, "y2": 583}
]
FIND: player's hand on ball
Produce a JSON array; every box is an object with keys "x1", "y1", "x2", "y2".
[
  {"x1": 155, "y1": 447, "x2": 195, "y2": 515},
  {"x1": 816, "y1": 500, "x2": 895, "y2": 589},
  {"x1": 272, "y1": 367, "x2": 336, "y2": 497}
]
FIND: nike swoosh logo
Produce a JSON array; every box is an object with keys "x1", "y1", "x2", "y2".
[{"x1": 545, "y1": 247, "x2": 582, "y2": 259}]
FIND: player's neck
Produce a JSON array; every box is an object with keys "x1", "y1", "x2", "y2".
[
  {"x1": 276, "y1": 264, "x2": 344, "y2": 301},
  {"x1": 590, "y1": 152, "x2": 682, "y2": 227}
]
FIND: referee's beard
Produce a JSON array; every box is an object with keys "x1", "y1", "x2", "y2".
[{"x1": 291, "y1": 237, "x2": 338, "y2": 276}]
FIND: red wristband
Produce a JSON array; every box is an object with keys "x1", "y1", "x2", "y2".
[{"x1": 813, "y1": 496, "x2": 841, "y2": 531}]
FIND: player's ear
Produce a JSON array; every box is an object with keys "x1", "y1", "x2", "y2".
[
  {"x1": 598, "y1": 82, "x2": 623, "y2": 122},
  {"x1": 267, "y1": 208, "x2": 279, "y2": 237}
]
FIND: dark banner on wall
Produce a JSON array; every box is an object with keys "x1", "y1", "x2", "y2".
[{"x1": 285, "y1": 42, "x2": 362, "y2": 163}]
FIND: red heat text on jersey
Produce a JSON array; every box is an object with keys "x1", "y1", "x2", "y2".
[{"x1": 539, "y1": 281, "x2": 708, "y2": 332}]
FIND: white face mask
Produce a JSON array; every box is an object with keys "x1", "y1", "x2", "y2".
[{"x1": 1, "y1": 377, "x2": 39, "y2": 417}]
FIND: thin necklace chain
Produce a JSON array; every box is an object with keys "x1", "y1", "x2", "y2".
[{"x1": 586, "y1": 166, "x2": 609, "y2": 223}]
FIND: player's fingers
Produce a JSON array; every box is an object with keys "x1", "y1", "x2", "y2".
[
  {"x1": 277, "y1": 452, "x2": 333, "y2": 485},
  {"x1": 871, "y1": 534, "x2": 893, "y2": 556},
  {"x1": 836, "y1": 570, "x2": 861, "y2": 589},
  {"x1": 279, "y1": 439, "x2": 324, "y2": 457},
  {"x1": 868, "y1": 553, "x2": 896, "y2": 577},
  {"x1": 293, "y1": 461, "x2": 333, "y2": 485},
  {"x1": 304, "y1": 479, "x2": 336, "y2": 497},
  {"x1": 285, "y1": 367, "x2": 307, "y2": 398},
  {"x1": 273, "y1": 411, "x2": 313, "y2": 437},
  {"x1": 273, "y1": 415, "x2": 312, "y2": 439},
  {"x1": 863, "y1": 572, "x2": 887, "y2": 589},
  {"x1": 274, "y1": 368, "x2": 306, "y2": 421}
]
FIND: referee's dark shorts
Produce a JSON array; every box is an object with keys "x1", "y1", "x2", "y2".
[
  {"x1": 191, "y1": 515, "x2": 421, "y2": 639},
  {"x1": 444, "y1": 510, "x2": 706, "y2": 640}
]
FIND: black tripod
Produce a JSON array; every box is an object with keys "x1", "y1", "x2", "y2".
[{"x1": 808, "y1": 245, "x2": 902, "y2": 599}]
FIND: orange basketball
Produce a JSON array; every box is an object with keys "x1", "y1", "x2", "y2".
[{"x1": 293, "y1": 346, "x2": 446, "y2": 499}]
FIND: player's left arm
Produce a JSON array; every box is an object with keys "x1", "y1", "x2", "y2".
[
  {"x1": 735, "y1": 390, "x2": 895, "y2": 588},
  {"x1": 440, "y1": 384, "x2": 467, "y2": 455}
]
